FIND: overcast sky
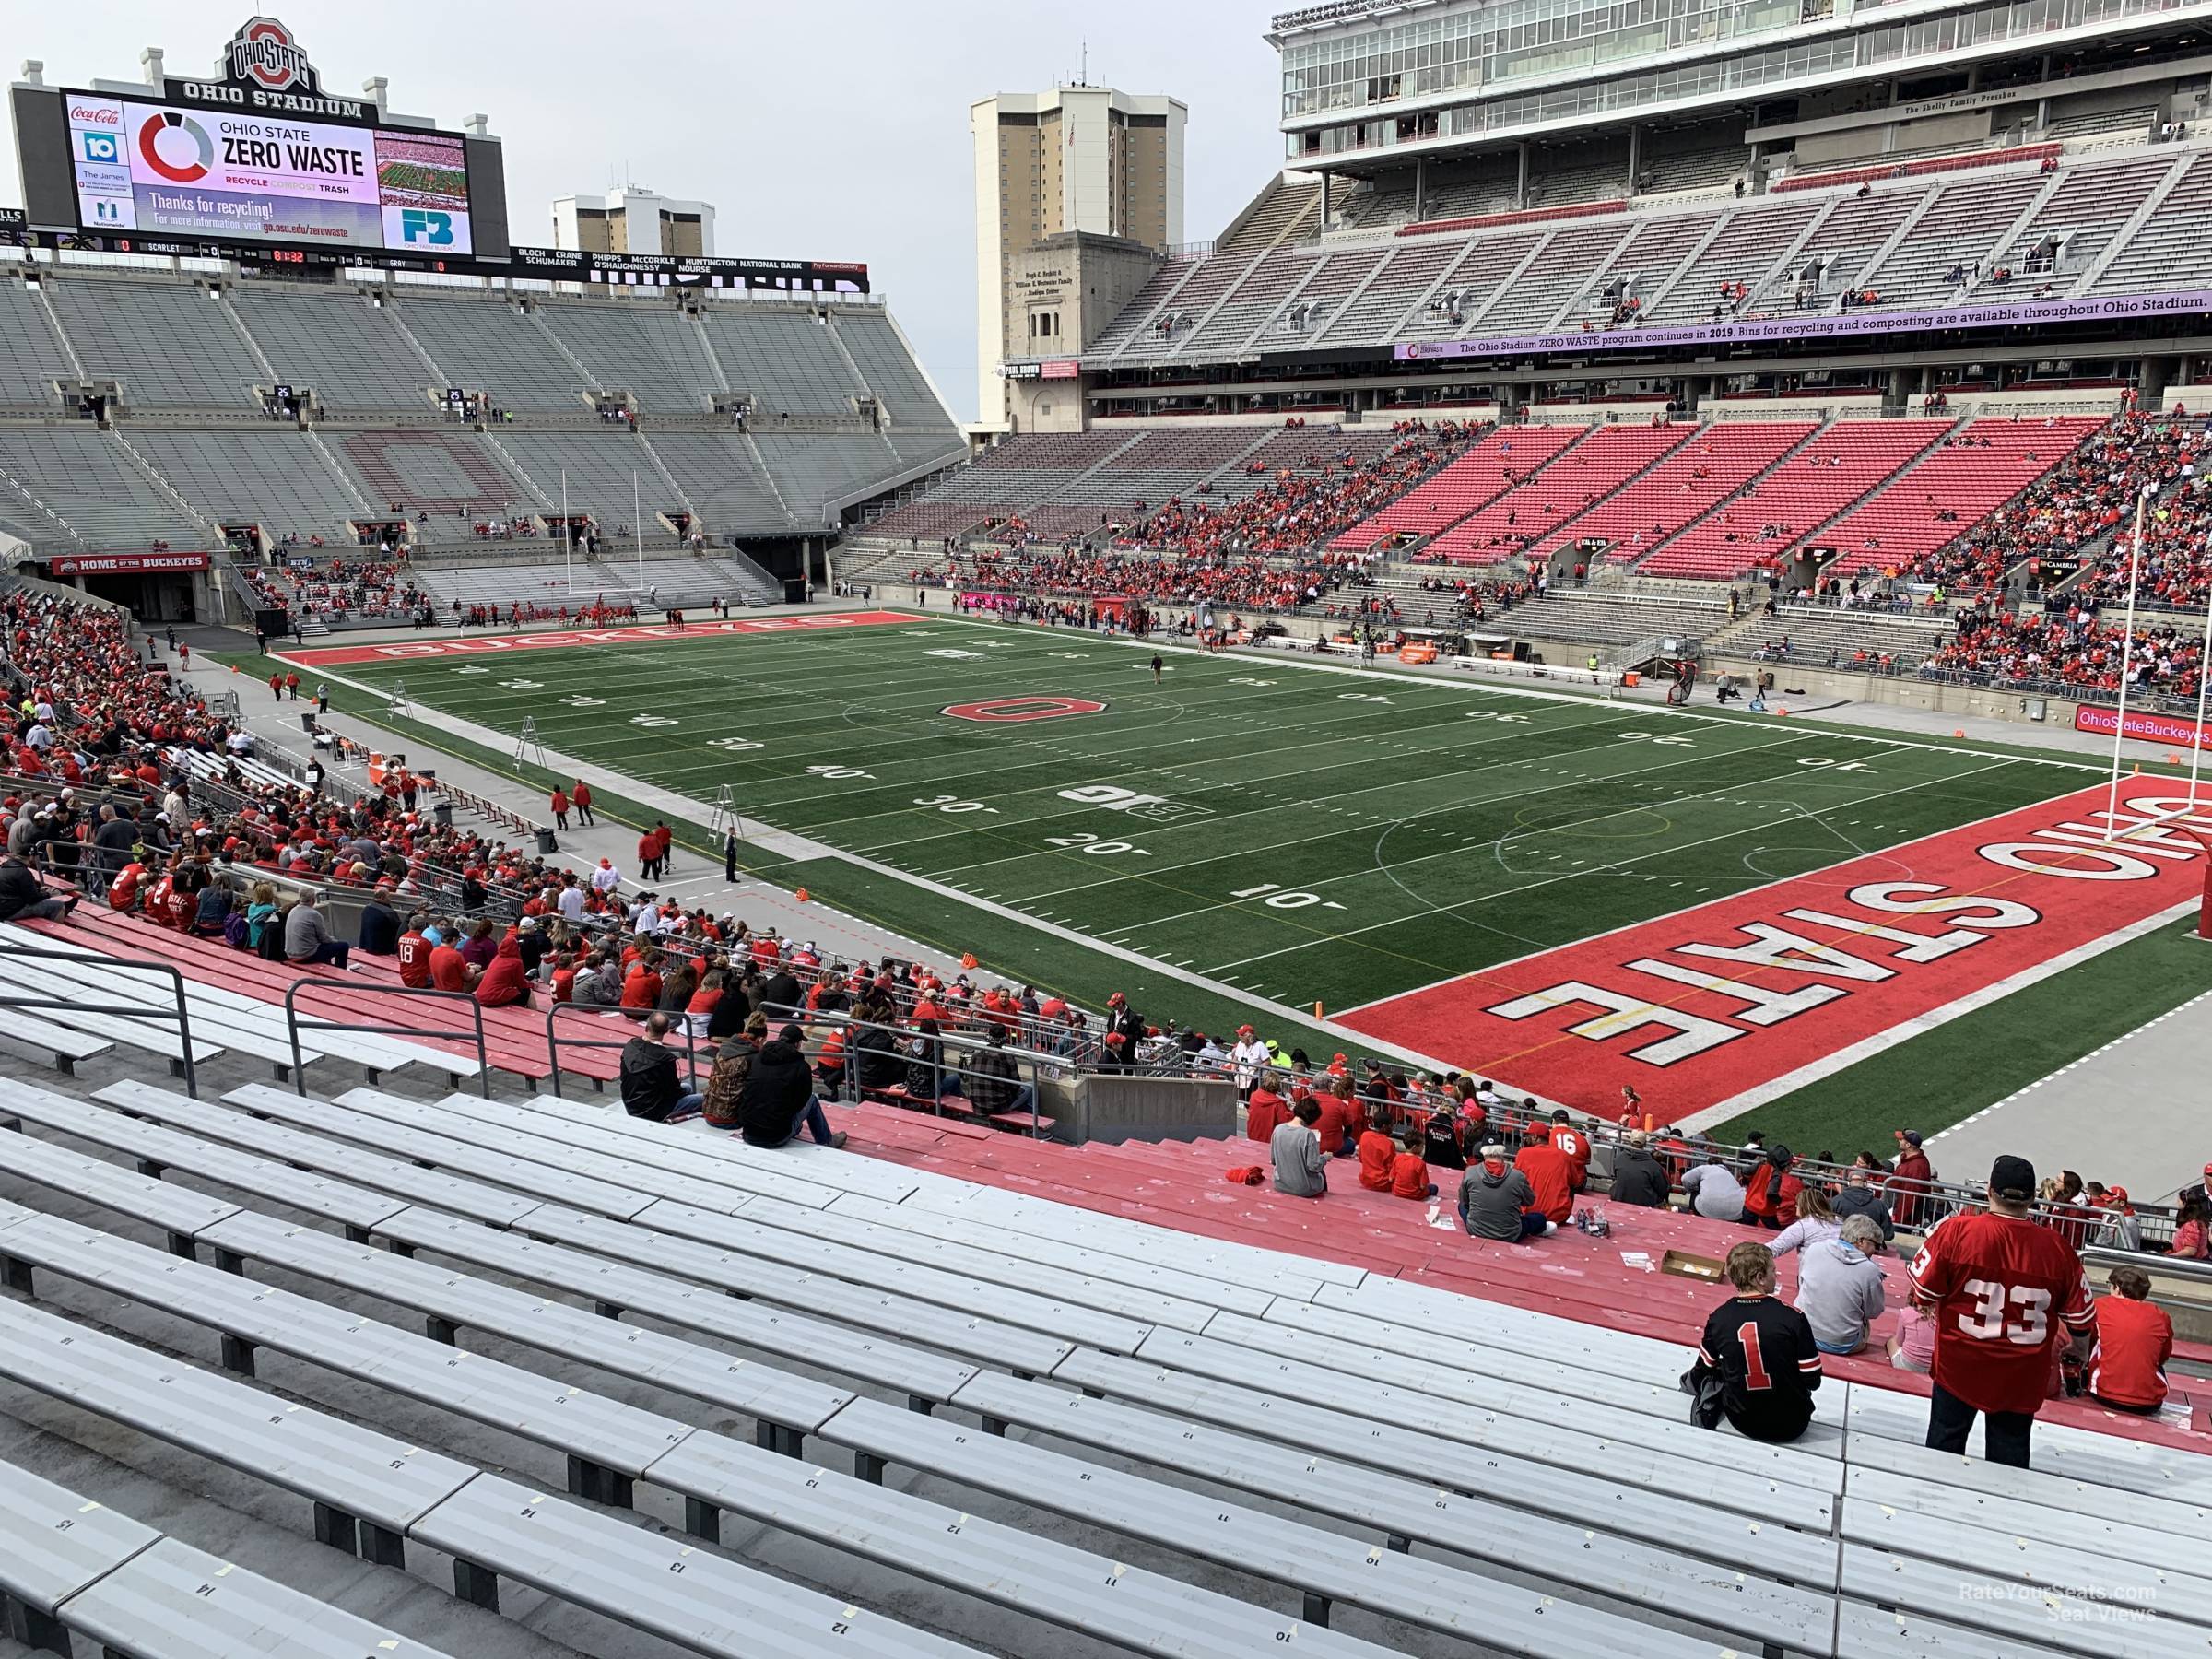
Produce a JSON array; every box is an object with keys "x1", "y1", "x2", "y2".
[{"x1": 4, "y1": 0, "x2": 1288, "y2": 421}]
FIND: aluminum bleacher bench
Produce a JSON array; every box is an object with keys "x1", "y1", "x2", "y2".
[
  {"x1": 1841, "y1": 1464, "x2": 2205, "y2": 1580},
  {"x1": 477, "y1": 1092, "x2": 1223, "y2": 1333},
  {"x1": 340, "y1": 1084, "x2": 849, "y2": 1207},
  {"x1": 410, "y1": 1473, "x2": 992, "y2": 1658},
  {"x1": 201, "y1": 1205, "x2": 857, "y2": 1454},
  {"x1": 92, "y1": 1079, "x2": 544, "y2": 1230},
  {"x1": 0, "y1": 1082, "x2": 406, "y2": 1244},
  {"x1": 0, "y1": 1002, "x2": 113, "y2": 1077},
  {"x1": 0, "y1": 1296, "x2": 476, "y2": 1566},
  {"x1": 1042, "y1": 1346, "x2": 1839, "y2": 1534},
  {"x1": 1083, "y1": 1334, "x2": 1842, "y2": 1524},
  {"x1": 0, "y1": 1299, "x2": 982, "y2": 1659},
  {"x1": 366, "y1": 1205, "x2": 1009, "y2": 1402},
  {"x1": 512, "y1": 1092, "x2": 922, "y2": 1203},
  {"x1": 219, "y1": 1082, "x2": 662, "y2": 1221},
  {"x1": 806, "y1": 1186, "x2": 1283, "y2": 1317},
  {"x1": 517, "y1": 1200, "x2": 1125, "y2": 1359},
  {"x1": 816, "y1": 1394, "x2": 1802, "y2": 1656},
  {"x1": 332, "y1": 1096, "x2": 1147, "y2": 1348},
  {"x1": 905, "y1": 1181, "x2": 1359, "y2": 1299},
  {"x1": 1138, "y1": 1318, "x2": 1848, "y2": 1474},
  {"x1": 60, "y1": 1533, "x2": 461, "y2": 1659},
  {"x1": 0, "y1": 1210, "x2": 695, "y2": 1510},
  {"x1": 25, "y1": 1083, "x2": 996, "y2": 1418},
  {"x1": 433, "y1": 1087, "x2": 887, "y2": 1206},
  {"x1": 0, "y1": 1122, "x2": 239, "y2": 1262},
  {"x1": 0, "y1": 1213, "x2": 1447, "y2": 1659},
  {"x1": 642, "y1": 1426, "x2": 1421, "y2": 1659},
  {"x1": 0, "y1": 1465, "x2": 465, "y2": 1659},
  {"x1": 0, "y1": 1459, "x2": 159, "y2": 1657},
  {"x1": 1839, "y1": 1539, "x2": 2199, "y2": 1657},
  {"x1": 0, "y1": 954, "x2": 218, "y2": 1077},
  {"x1": 1846, "y1": 1380, "x2": 2212, "y2": 1504},
  {"x1": 5, "y1": 1468, "x2": 466, "y2": 1659},
  {"x1": 938, "y1": 1369, "x2": 1840, "y2": 1647},
  {"x1": 128, "y1": 1082, "x2": 1088, "y2": 1374}
]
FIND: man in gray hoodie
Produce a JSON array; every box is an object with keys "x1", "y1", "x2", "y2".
[
  {"x1": 1459, "y1": 1143, "x2": 1551, "y2": 1241},
  {"x1": 1794, "y1": 1214, "x2": 1889, "y2": 1355}
]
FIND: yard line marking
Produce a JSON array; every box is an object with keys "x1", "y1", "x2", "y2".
[{"x1": 1205, "y1": 749, "x2": 2002, "y2": 978}]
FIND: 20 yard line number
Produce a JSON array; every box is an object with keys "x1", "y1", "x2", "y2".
[{"x1": 1233, "y1": 882, "x2": 1345, "y2": 912}]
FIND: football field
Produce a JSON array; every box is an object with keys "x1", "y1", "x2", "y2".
[{"x1": 279, "y1": 609, "x2": 2212, "y2": 1141}]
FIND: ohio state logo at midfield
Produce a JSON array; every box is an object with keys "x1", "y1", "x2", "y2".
[
  {"x1": 941, "y1": 696, "x2": 1107, "y2": 724},
  {"x1": 227, "y1": 18, "x2": 320, "y2": 93}
]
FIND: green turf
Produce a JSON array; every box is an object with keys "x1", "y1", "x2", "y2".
[
  {"x1": 1708, "y1": 916, "x2": 2212, "y2": 1154},
  {"x1": 289, "y1": 613, "x2": 2101, "y2": 1016}
]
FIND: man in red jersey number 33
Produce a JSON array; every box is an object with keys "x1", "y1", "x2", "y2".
[{"x1": 1908, "y1": 1154, "x2": 2094, "y2": 1467}]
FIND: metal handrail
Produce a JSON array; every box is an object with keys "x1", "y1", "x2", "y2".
[
  {"x1": 282, "y1": 979, "x2": 492, "y2": 1099},
  {"x1": 544, "y1": 1001, "x2": 708, "y2": 1100},
  {"x1": 0, "y1": 936, "x2": 197, "y2": 1098},
  {"x1": 1394, "y1": 1095, "x2": 2187, "y2": 1250}
]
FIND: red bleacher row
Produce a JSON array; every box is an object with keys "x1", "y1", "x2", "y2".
[{"x1": 1329, "y1": 413, "x2": 2110, "y2": 582}]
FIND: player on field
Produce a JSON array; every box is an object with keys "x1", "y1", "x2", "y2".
[
  {"x1": 1688, "y1": 1242, "x2": 1823, "y2": 1444},
  {"x1": 1907, "y1": 1154, "x2": 2094, "y2": 1467},
  {"x1": 1150, "y1": 653, "x2": 1164, "y2": 685}
]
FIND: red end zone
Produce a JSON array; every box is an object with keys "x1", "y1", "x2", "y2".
[
  {"x1": 1339, "y1": 782, "x2": 2211, "y2": 1119},
  {"x1": 273, "y1": 610, "x2": 913, "y2": 667}
]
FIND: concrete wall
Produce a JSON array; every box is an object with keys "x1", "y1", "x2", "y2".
[{"x1": 1056, "y1": 1074, "x2": 1240, "y2": 1144}]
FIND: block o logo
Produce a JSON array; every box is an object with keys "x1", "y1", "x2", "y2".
[{"x1": 941, "y1": 696, "x2": 1106, "y2": 724}]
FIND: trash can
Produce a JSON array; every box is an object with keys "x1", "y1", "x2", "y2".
[
  {"x1": 299, "y1": 711, "x2": 317, "y2": 734},
  {"x1": 535, "y1": 827, "x2": 558, "y2": 855},
  {"x1": 432, "y1": 802, "x2": 453, "y2": 830}
]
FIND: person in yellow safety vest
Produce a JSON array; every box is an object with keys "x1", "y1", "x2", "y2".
[{"x1": 1588, "y1": 653, "x2": 1600, "y2": 674}]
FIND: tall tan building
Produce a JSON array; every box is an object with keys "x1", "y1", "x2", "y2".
[{"x1": 973, "y1": 86, "x2": 1185, "y2": 429}]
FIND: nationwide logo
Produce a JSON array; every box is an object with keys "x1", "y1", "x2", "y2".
[
  {"x1": 226, "y1": 17, "x2": 320, "y2": 93},
  {"x1": 399, "y1": 209, "x2": 455, "y2": 246},
  {"x1": 137, "y1": 112, "x2": 215, "y2": 182}
]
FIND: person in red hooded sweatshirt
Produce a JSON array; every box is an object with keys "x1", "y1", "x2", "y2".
[
  {"x1": 1243, "y1": 1071, "x2": 1292, "y2": 1143},
  {"x1": 1514, "y1": 1123, "x2": 1574, "y2": 1225},
  {"x1": 1743, "y1": 1146, "x2": 1803, "y2": 1231},
  {"x1": 474, "y1": 935, "x2": 532, "y2": 1008}
]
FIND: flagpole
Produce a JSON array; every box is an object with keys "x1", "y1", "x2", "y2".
[
  {"x1": 2192, "y1": 588, "x2": 2212, "y2": 810},
  {"x1": 561, "y1": 468, "x2": 571, "y2": 595},
  {"x1": 634, "y1": 470, "x2": 644, "y2": 592},
  {"x1": 2104, "y1": 482, "x2": 2152, "y2": 839}
]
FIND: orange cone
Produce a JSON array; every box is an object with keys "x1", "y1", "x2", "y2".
[
  {"x1": 960, "y1": 952, "x2": 978, "y2": 970},
  {"x1": 1952, "y1": 729, "x2": 1966, "y2": 738},
  {"x1": 794, "y1": 888, "x2": 809, "y2": 903}
]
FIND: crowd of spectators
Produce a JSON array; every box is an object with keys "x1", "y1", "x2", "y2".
[
  {"x1": 1921, "y1": 599, "x2": 2205, "y2": 702},
  {"x1": 1899, "y1": 406, "x2": 2211, "y2": 600},
  {"x1": 241, "y1": 559, "x2": 423, "y2": 626}
]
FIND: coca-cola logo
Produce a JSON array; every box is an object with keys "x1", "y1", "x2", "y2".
[{"x1": 69, "y1": 103, "x2": 120, "y2": 124}]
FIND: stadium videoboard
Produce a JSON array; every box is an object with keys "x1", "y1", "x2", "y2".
[{"x1": 62, "y1": 92, "x2": 474, "y2": 254}]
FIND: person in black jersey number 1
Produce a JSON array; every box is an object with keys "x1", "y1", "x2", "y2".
[{"x1": 1687, "y1": 1241, "x2": 1823, "y2": 1443}]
